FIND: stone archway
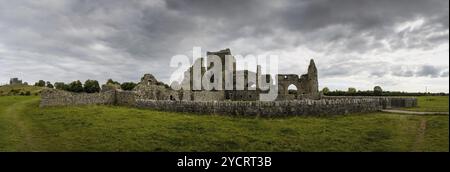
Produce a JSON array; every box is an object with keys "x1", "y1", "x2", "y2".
[
  {"x1": 277, "y1": 74, "x2": 303, "y2": 95},
  {"x1": 287, "y1": 84, "x2": 298, "y2": 95}
]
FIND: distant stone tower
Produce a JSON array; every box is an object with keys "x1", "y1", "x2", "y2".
[
  {"x1": 307, "y1": 59, "x2": 318, "y2": 93},
  {"x1": 9, "y1": 78, "x2": 22, "y2": 85},
  {"x1": 206, "y1": 48, "x2": 235, "y2": 90}
]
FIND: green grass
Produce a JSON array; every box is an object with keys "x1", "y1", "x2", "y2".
[
  {"x1": 0, "y1": 96, "x2": 448, "y2": 152},
  {"x1": 0, "y1": 85, "x2": 44, "y2": 96},
  {"x1": 403, "y1": 96, "x2": 449, "y2": 112}
]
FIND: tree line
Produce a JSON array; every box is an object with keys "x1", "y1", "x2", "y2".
[
  {"x1": 321, "y1": 86, "x2": 448, "y2": 96},
  {"x1": 32, "y1": 80, "x2": 449, "y2": 96},
  {"x1": 34, "y1": 79, "x2": 137, "y2": 93}
]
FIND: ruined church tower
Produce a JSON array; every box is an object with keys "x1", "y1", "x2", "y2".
[{"x1": 307, "y1": 59, "x2": 319, "y2": 93}]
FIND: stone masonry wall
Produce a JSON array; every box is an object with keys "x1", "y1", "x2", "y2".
[
  {"x1": 388, "y1": 97, "x2": 418, "y2": 108},
  {"x1": 322, "y1": 96, "x2": 417, "y2": 108},
  {"x1": 135, "y1": 98, "x2": 383, "y2": 116},
  {"x1": 40, "y1": 89, "x2": 115, "y2": 107},
  {"x1": 115, "y1": 90, "x2": 136, "y2": 106},
  {"x1": 191, "y1": 91, "x2": 225, "y2": 101},
  {"x1": 40, "y1": 89, "x2": 418, "y2": 116}
]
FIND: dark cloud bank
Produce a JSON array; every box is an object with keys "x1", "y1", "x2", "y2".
[{"x1": 0, "y1": 0, "x2": 448, "y2": 92}]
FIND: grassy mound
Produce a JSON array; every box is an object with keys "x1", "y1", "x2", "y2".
[
  {"x1": 0, "y1": 85, "x2": 44, "y2": 96},
  {"x1": 0, "y1": 96, "x2": 448, "y2": 152}
]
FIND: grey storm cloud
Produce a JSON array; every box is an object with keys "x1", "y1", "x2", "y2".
[
  {"x1": 391, "y1": 65, "x2": 448, "y2": 78},
  {"x1": 0, "y1": 0, "x2": 448, "y2": 91},
  {"x1": 391, "y1": 67, "x2": 415, "y2": 77},
  {"x1": 441, "y1": 70, "x2": 449, "y2": 77},
  {"x1": 319, "y1": 60, "x2": 391, "y2": 78},
  {"x1": 319, "y1": 62, "x2": 448, "y2": 79},
  {"x1": 416, "y1": 65, "x2": 445, "y2": 78}
]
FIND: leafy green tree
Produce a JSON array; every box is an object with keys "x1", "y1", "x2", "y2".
[
  {"x1": 54, "y1": 82, "x2": 67, "y2": 90},
  {"x1": 67, "y1": 80, "x2": 84, "y2": 93},
  {"x1": 374, "y1": 86, "x2": 383, "y2": 96},
  {"x1": 106, "y1": 79, "x2": 120, "y2": 85},
  {"x1": 46, "y1": 81, "x2": 54, "y2": 89},
  {"x1": 120, "y1": 82, "x2": 137, "y2": 91},
  {"x1": 34, "y1": 80, "x2": 46, "y2": 87},
  {"x1": 322, "y1": 87, "x2": 330, "y2": 94},
  {"x1": 348, "y1": 87, "x2": 357, "y2": 93},
  {"x1": 84, "y1": 80, "x2": 100, "y2": 93}
]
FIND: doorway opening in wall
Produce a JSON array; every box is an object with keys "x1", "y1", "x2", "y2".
[{"x1": 288, "y1": 84, "x2": 298, "y2": 95}]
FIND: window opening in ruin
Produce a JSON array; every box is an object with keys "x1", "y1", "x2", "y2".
[
  {"x1": 210, "y1": 75, "x2": 214, "y2": 83},
  {"x1": 288, "y1": 84, "x2": 298, "y2": 94}
]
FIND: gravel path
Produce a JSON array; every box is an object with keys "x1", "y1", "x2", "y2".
[{"x1": 381, "y1": 109, "x2": 449, "y2": 115}]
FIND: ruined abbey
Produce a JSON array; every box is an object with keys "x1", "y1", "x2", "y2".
[
  {"x1": 40, "y1": 49, "x2": 418, "y2": 116},
  {"x1": 171, "y1": 48, "x2": 319, "y2": 101},
  {"x1": 111, "y1": 48, "x2": 320, "y2": 102}
]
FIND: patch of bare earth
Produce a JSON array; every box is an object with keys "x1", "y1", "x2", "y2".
[{"x1": 413, "y1": 119, "x2": 427, "y2": 152}]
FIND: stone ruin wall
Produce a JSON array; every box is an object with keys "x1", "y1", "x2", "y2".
[
  {"x1": 41, "y1": 88, "x2": 137, "y2": 107},
  {"x1": 134, "y1": 98, "x2": 384, "y2": 116},
  {"x1": 176, "y1": 91, "x2": 220, "y2": 101},
  {"x1": 115, "y1": 90, "x2": 136, "y2": 106},
  {"x1": 38, "y1": 71, "x2": 417, "y2": 115},
  {"x1": 40, "y1": 89, "x2": 115, "y2": 107},
  {"x1": 40, "y1": 88, "x2": 418, "y2": 117},
  {"x1": 322, "y1": 96, "x2": 418, "y2": 109}
]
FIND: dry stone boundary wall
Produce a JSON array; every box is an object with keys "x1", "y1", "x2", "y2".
[
  {"x1": 40, "y1": 89, "x2": 417, "y2": 116},
  {"x1": 134, "y1": 98, "x2": 383, "y2": 116},
  {"x1": 40, "y1": 89, "x2": 115, "y2": 107}
]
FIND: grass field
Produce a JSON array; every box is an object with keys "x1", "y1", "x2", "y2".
[
  {"x1": 0, "y1": 85, "x2": 44, "y2": 96},
  {"x1": 0, "y1": 96, "x2": 448, "y2": 152},
  {"x1": 402, "y1": 96, "x2": 449, "y2": 112}
]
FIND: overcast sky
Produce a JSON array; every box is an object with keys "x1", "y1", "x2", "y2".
[{"x1": 0, "y1": 0, "x2": 448, "y2": 92}]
